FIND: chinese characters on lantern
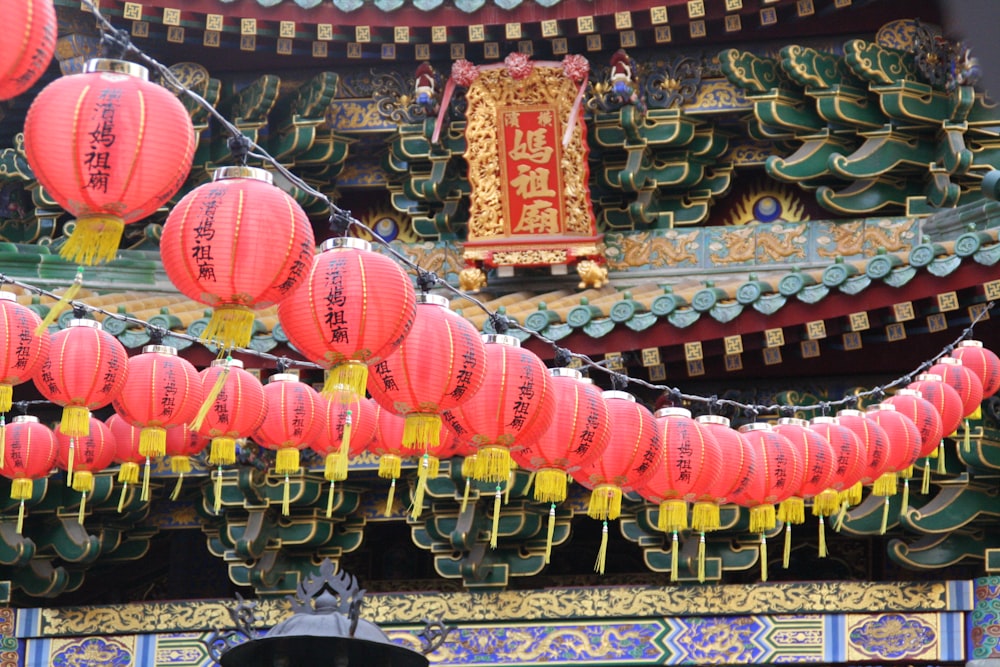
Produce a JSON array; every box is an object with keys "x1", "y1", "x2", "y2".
[
  {"x1": 324, "y1": 257, "x2": 349, "y2": 345},
  {"x1": 84, "y1": 89, "x2": 121, "y2": 195},
  {"x1": 500, "y1": 108, "x2": 564, "y2": 236},
  {"x1": 193, "y1": 186, "x2": 224, "y2": 283}
]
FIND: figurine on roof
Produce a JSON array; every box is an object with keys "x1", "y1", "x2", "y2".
[
  {"x1": 609, "y1": 49, "x2": 637, "y2": 104},
  {"x1": 414, "y1": 62, "x2": 438, "y2": 110}
]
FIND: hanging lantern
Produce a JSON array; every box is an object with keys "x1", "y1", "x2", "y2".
[
  {"x1": 33, "y1": 318, "x2": 129, "y2": 438},
  {"x1": 929, "y1": 357, "x2": 984, "y2": 419},
  {"x1": 277, "y1": 237, "x2": 416, "y2": 400},
  {"x1": 253, "y1": 373, "x2": 326, "y2": 516},
  {"x1": 808, "y1": 416, "x2": 866, "y2": 556},
  {"x1": 0, "y1": 0, "x2": 56, "y2": 101},
  {"x1": 836, "y1": 408, "x2": 892, "y2": 493},
  {"x1": 161, "y1": 167, "x2": 315, "y2": 350},
  {"x1": 55, "y1": 416, "x2": 116, "y2": 524},
  {"x1": 311, "y1": 393, "x2": 377, "y2": 517},
  {"x1": 772, "y1": 417, "x2": 835, "y2": 568},
  {"x1": 113, "y1": 344, "x2": 204, "y2": 462},
  {"x1": 883, "y1": 388, "x2": 943, "y2": 494},
  {"x1": 24, "y1": 59, "x2": 196, "y2": 265},
  {"x1": 367, "y1": 293, "x2": 487, "y2": 452},
  {"x1": 571, "y1": 390, "x2": 660, "y2": 574},
  {"x1": 0, "y1": 292, "x2": 49, "y2": 413},
  {"x1": 864, "y1": 403, "x2": 923, "y2": 532},
  {"x1": 907, "y1": 373, "x2": 964, "y2": 472},
  {"x1": 1, "y1": 415, "x2": 57, "y2": 533},
  {"x1": 370, "y1": 404, "x2": 418, "y2": 518},
  {"x1": 510, "y1": 368, "x2": 612, "y2": 563},
  {"x1": 735, "y1": 422, "x2": 803, "y2": 582},
  {"x1": 639, "y1": 407, "x2": 722, "y2": 581},
  {"x1": 107, "y1": 413, "x2": 144, "y2": 512},
  {"x1": 951, "y1": 340, "x2": 1000, "y2": 397},
  {"x1": 164, "y1": 424, "x2": 209, "y2": 501}
]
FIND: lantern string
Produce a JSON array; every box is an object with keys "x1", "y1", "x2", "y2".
[{"x1": 12, "y1": 1, "x2": 1000, "y2": 417}]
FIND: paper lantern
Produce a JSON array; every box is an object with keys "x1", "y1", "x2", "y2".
[
  {"x1": 107, "y1": 413, "x2": 144, "y2": 511},
  {"x1": 865, "y1": 403, "x2": 923, "y2": 533},
  {"x1": 907, "y1": 373, "x2": 964, "y2": 472},
  {"x1": 808, "y1": 415, "x2": 866, "y2": 556},
  {"x1": 367, "y1": 293, "x2": 487, "y2": 451},
  {"x1": 571, "y1": 390, "x2": 660, "y2": 574},
  {"x1": 884, "y1": 388, "x2": 943, "y2": 495},
  {"x1": 161, "y1": 167, "x2": 315, "y2": 349},
  {"x1": 55, "y1": 416, "x2": 116, "y2": 522},
  {"x1": 113, "y1": 345, "x2": 204, "y2": 461},
  {"x1": 24, "y1": 59, "x2": 195, "y2": 265},
  {"x1": 311, "y1": 393, "x2": 377, "y2": 517},
  {"x1": 277, "y1": 237, "x2": 417, "y2": 401},
  {"x1": 951, "y1": 340, "x2": 1000, "y2": 396},
  {"x1": 695, "y1": 415, "x2": 753, "y2": 527},
  {"x1": 0, "y1": 0, "x2": 56, "y2": 101},
  {"x1": 164, "y1": 424, "x2": 209, "y2": 500},
  {"x1": 929, "y1": 357, "x2": 984, "y2": 419},
  {"x1": 0, "y1": 292, "x2": 49, "y2": 413},
  {"x1": 195, "y1": 358, "x2": 267, "y2": 468},
  {"x1": 253, "y1": 373, "x2": 326, "y2": 516},
  {"x1": 2, "y1": 415, "x2": 57, "y2": 533},
  {"x1": 34, "y1": 318, "x2": 129, "y2": 437}
]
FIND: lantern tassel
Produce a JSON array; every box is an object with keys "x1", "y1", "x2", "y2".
[
  {"x1": 170, "y1": 456, "x2": 190, "y2": 501},
  {"x1": 35, "y1": 267, "x2": 83, "y2": 335},
  {"x1": 214, "y1": 467, "x2": 224, "y2": 514},
  {"x1": 325, "y1": 452, "x2": 349, "y2": 483},
  {"x1": 504, "y1": 470, "x2": 513, "y2": 505},
  {"x1": 66, "y1": 439, "x2": 75, "y2": 487},
  {"x1": 282, "y1": 474, "x2": 291, "y2": 516},
  {"x1": 818, "y1": 516, "x2": 827, "y2": 557},
  {"x1": 139, "y1": 426, "x2": 167, "y2": 459},
  {"x1": 588, "y1": 485, "x2": 623, "y2": 521},
  {"x1": 698, "y1": 533, "x2": 706, "y2": 582},
  {"x1": 0, "y1": 385, "x2": 11, "y2": 414},
  {"x1": 60, "y1": 215, "x2": 124, "y2": 266},
  {"x1": 60, "y1": 405, "x2": 90, "y2": 438},
  {"x1": 141, "y1": 457, "x2": 151, "y2": 502},
  {"x1": 16, "y1": 500, "x2": 24, "y2": 535},
  {"x1": 873, "y1": 472, "x2": 897, "y2": 497},
  {"x1": 324, "y1": 360, "x2": 369, "y2": 401},
  {"x1": 326, "y1": 481, "x2": 336, "y2": 518},
  {"x1": 534, "y1": 469, "x2": 568, "y2": 504},
  {"x1": 835, "y1": 501, "x2": 848, "y2": 532},
  {"x1": 378, "y1": 454, "x2": 402, "y2": 480},
  {"x1": 749, "y1": 504, "x2": 776, "y2": 533},
  {"x1": 595, "y1": 520, "x2": 609, "y2": 575},
  {"x1": 760, "y1": 534, "x2": 768, "y2": 582},
  {"x1": 403, "y1": 413, "x2": 440, "y2": 451},
  {"x1": 692, "y1": 501, "x2": 720, "y2": 533},
  {"x1": 0, "y1": 416, "x2": 6, "y2": 471},
  {"x1": 937, "y1": 441, "x2": 946, "y2": 474},
  {"x1": 384, "y1": 478, "x2": 397, "y2": 518},
  {"x1": 460, "y1": 478, "x2": 471, "y2": 514},
  {"x1": 118, "y1": 483, "x2": 128, "y2": 513},
  {"x1": 201, "y1": 304, "x2": 255, "y2": 350},
  {"x1": 777, "y1": 497, "x2": 804, "y2": 525},
  {"x1": 545, "y1": 503, "x2": 556, "y2": 564},
  {"x1": 77, "y1": 492, "x2": 87, "y2": 525},
  {"x1": 922, "y1": 458, "x2": 931, "y2": 495},
  {"x1": 190, "y1": 364, "x2": 230, "y2": 431},
  {"x1": 964, "y1": 418, "x2": 971, "y2": 452},
  {"x1": 170, "y1": 474, "x2": 184, "y2": 502},
  {"x1": 783, "y1": 523, "x2": 792, "y2": 569},
  {"x1": 475, "y1": 446, "x2": 512, "y2": 484},
  {"x1": 412, "y1": 454, "x2": 430, "y2": 520},
  {"x1": 209, "y1": 437, "x2": 237, "y2": 467},
  {"x1": 901, "y1": 478, "x2": 910, "y2": 517},
  {"x1": 658, "y1": 499, "x2": 688, "y2": 533},
  {"x1": 670, "y1": 531, "x2": 679, "y2": 582},
  {"x1": 813, "y1": 489, "x2": 840, "y2": 517},
  {"x1": 880, "y1": 496, "x2": 889, "y2": 535},
  {"x1": 334, "y1": 410, "x2": 353, "y2": 481},
  {"x1": 276, "y1": 448, "x2": 300, "y2": 476},
  {"x1": 490, "y1": 485, "x2": 502, "y2": 548}
]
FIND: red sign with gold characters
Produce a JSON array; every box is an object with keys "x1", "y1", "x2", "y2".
[{"x1": 461, "y1": 55, "x2": 603, "y2": 284}]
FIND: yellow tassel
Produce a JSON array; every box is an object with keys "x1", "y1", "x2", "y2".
[
  {"x1": 0, "y1": 385, "x2": 10, "y2": 413},
  {"x1": 35, "y1": 267, "x2": 84, "y2": 335},
  {"x1": 595, "y1": 520, "x2": 608, "y2": 574},
  {"x1": 922, "y1": 457, "x2": 931, "y2": 495},
  {"x1": 170, "y1": 474, "x2": 184, "y2": 501},
  {"x1": 403, "y1": 413, "x2": 441, "y2": 452},
  {"x1": 323, "y1": 360, "x2": 369, "y2": 401},
  {"x1": 66, "y1": 438, "x2": 75, "y2": 487},
  {"x1": 812, "y1": 489, "x2": 840, "y2": 516},
  {"x1": 201, "y1": 304, "x2": 256, "y2": 350},
  {"x1": 461, "y1": 455, "x2": 477, "y2": 479},
  {"x1": 334, "y1": 409, "x2": 353, "y2": 480},
  {"x1": 209, "y1": 437, "x2": 237, "y2": 466},
  {"x1": 10, "y1": 478, "x2": 33, "y2": 501},
  {"x1": 16, "y1": 500, "x2": 24, "y2": 535},
  {"x1": 749, "y1": 504, "x2": 776, "y2": 533},
  {"x1": 139, "y1": 426, "x2": 167, "y2": 459},
  {"x1": 384, "y1": 478, "x2": 396, "y2": 518},
  {"x1": 873, "y1": 472, "x2": 897, "y2": 497},
  {"x1": 504, "y1": 469, "x2": 513, "y2": 505},
  {"x1": 460, "y1": 478, "x2": 471, "y2": 514},
  {"x1": 490, "y1": 485, "x2": 502, "y2": 548},
  {"x1": 777, "y1": 496, "x2": 805, "y2": 525},
  {"x1": 119, "y1": 462, "x2": 140, "y2": 485},
  {"x1": 899, "y1": 464, "x2": 914, "y2": 480},
  {"x1": 964, "y1": 418, "x2": 971, "y2": 452},
  {"x1": 117, "y1": 483, "x2": 128, "y2": 513},
  {"x1": 326, "y1": 481, "x2": 336, "y2": 518},
  {"x1": 214, "y1": 468, "x2": 223, "y2": 514},
  {"x1": 657, "y1": 499, "x2": 688, "y2": 533},
  {"x1": 670, "y1": 531, "x2": 679, "y2": 582},
  {"x1": 171, "y1": 456, "x2": 191, "y2": 475},
  {"x1": 325, "y1": 452, "x2": 348, "y2": 482},
  {"x1": 474, "y1": 446, "x2": 511, "y2": 483},
  {"x1": 835, "y1": 501, "x2": 848, "y2": 532},
  {"x1": 0, "y1": 415, "x2": 4, "y2": 470},
  {"x1": 282, "y1": 474, "x2": 291, "y2": 516},
  {"x1": 783, "y1": 523, "x2": 791, "y2": 568},
  {"x1": 61, "y1": 405, "x2": 91, "y2": 438},
  {"x1": 937, "y1": 441, "x2": 946, "y2": 474},
  {"x1": 378, "y1": 453, "x2": 402, "y2": 480},
  {"x1": 697, "y1": 533, "x2": 706, "y2": 582},
  {"x1": 412, "y1": 454, "x2": 430, "y2": 519},
  {"x1": 588, "y1": 485, "x2": 623, "y2": 521},
  {"x1": 545, "y1": 503, "x2": 556, "y2": 564},
  {"x1": 60, "y1": 215, "x2": 124, "y2": 266},
  {"x1": 77, "y1": 491, "x2": 87, "y2": 525},
  {"x1": 845, "y1": 482, "x2": 862, "y2": 507},
  {"x1": 190, "y1": 365, "x2": 230, "y2": 431},
  {"x1": 534, "y1": 469, "x2": 568, "y2": 504},
  {"x1": 901, "y1": 478, "x2": 910, "y2": 516},
  {"x1": 141, "y1": 458, "x2": 151, "y2": 502},
  {"x1": 428, "y1": 455, "x2": 440, "y2": 478},
  {"x1": 880, "y1": 496, "x2": 889, "y2": 534},
  {"x1": 691, "y1": 502, "x2": 719, "y2": 533},
  {"x1": 276, "y1": 448, "x2": 300, "y2": 475},
  {"x1": 760, "y1": 534, "x2": 768, "y2": 582},
  {"x1": 818, "y1": 516, "x2": 827, "y2": 557},
  {"x1": 71, "y1": 470, "x2": 93, "y2": 493}
]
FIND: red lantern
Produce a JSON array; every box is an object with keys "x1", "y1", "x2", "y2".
[
  {"x1": 865, "y1": 403, "x2": 923, "y2": 532},
  {"x1": 277, "y1": 237, "x2": 416, "y2": 401},
  {"x1": 951, "y1": 340, "x2": 1000, "y2": 397},
  {"x1": 367, "y1": 293, "x2": 487, "y2": 452},
  {"x1": 571, "y1": 390, "x2": 660, "y2": 574},
  {"x1": 929, "y1": 357, "x2": 984, "y2": 419},
  {"x1": 253, "y1": 373, "x2": 325, "y2": 516},
  {"x1": 107, "y1": 413, "x2": 143, "y2": 510},
  {"x1": 2, "y1": 415, "x2": 57, "y2": 533},
  {"x1": 164, "y1": 424, "x2": 209, "y2": 500},
  {"x1": 907, "y1": 373, "x2": 964, "y2": 472},
  {"x1": 113, "y1": 344, "x2": 204, "y2": 461},
  {"x1": 195, "y1": 358, "x2": 267, "y2": 468},
  {"x1": 311, "y1": 393, "x2": 377, "y2": 517},
  {"x1": 0, "y1": 0, "x2": 56, "y2": 101},
  {"x1": 0, "y1": 292, "x2": 49, "y2": 413},
  {"x1": 34, "y1": 318, "x2": 129, "y2": 437},
  {"x1": 24, "y1": 59, "x2": 196, "y2": 265},
  {"x1": 55, "y1": 416, "x2": 116, "y2": 522},
  {"x1": 884, "y1": 388, "x2": 944, "y2": 495},
  {"x1": 161, "y1": 167, "x2": 316, "y2": 349},
  {"x1": 695, "y1": 415, "x2": 753, "y2": 527},
  {"x1": 808, "y1": 416, "x2": 866, "y2": 514}
]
